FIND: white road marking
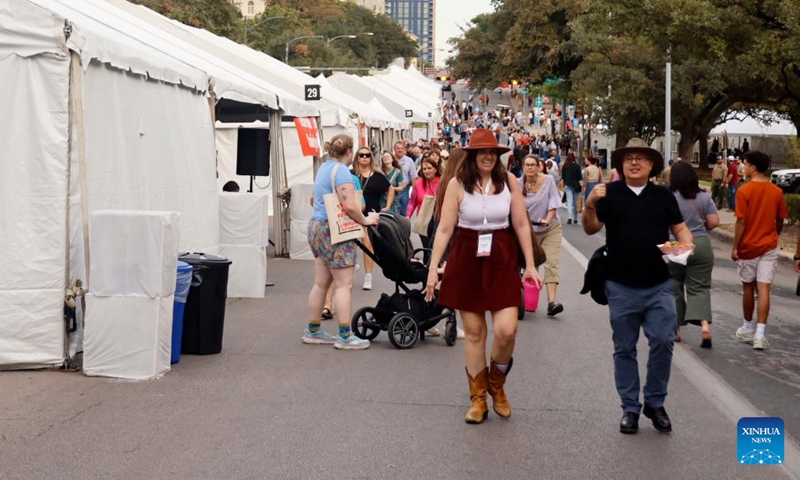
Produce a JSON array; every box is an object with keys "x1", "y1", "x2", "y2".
[{"x1": 562, "y1": 236, "x2": 800, "y2": 479}]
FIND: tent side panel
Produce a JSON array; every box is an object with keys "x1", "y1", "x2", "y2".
[
  {"x1": 73, "y1": 62, "x2": 219, "y2": 274},
  {"x1": 0, "y1": 54, "x2": 70, "y2": 368}
]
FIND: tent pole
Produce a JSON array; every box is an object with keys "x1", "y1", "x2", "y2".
[
  {"x1": 269, "y1": 109, "x2": 287, "y2": 256},
  {"x1": 313, "y1": 115, "x2": 324, "y2": 178},
  {"x1": 70, "y1": 52, "x2": 91, "y2": 287}
]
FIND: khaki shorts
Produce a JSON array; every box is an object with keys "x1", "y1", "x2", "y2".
[{"x1": 737, "y1": 248, "x2": 778, "y2": 284}]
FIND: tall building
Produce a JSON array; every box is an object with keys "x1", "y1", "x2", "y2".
[
  {"x1": 229, "y1": 0, "x2": 267, "y2": 19},
  {"x1": 385, "y1": 0, "x2": 435, "y2": 65}
]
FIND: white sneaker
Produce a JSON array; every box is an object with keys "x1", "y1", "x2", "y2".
[
  {"x1": 334, "y1": 334, "x2": 370, "y2": 350},
  {"x1": 736, "y1": 327, "x2": 755, "y2": 344},
  {"x1": 362, "y1": 273, "x2": 372, "y2": 290},
  {"x1": 426, "y1": 327, "x2": 442, "y2": 337},
  {"x1": 456, "y1": 326, "x2": 466, "y2": 339},
  {"x1": 753, "y1": 336, "x2": 769, "y2": 350}
]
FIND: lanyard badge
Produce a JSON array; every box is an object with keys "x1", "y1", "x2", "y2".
[
  {"x1": 477, "y1": 179, "x2": 493, "y2": 257},
  {"x1": 477, "y1": 231, "x2": 493, "y2": 257}
]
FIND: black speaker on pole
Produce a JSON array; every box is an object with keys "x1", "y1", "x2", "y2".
[{"x1": 236, "y1": 129, "x2": 271, "y2": 177}]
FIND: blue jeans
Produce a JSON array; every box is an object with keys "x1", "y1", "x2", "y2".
[
  {"x1": 565, "y1": 186, "x2": 579, "y2": 222},
  {"x1": 604, "y1": 279, "x2": 676, "y2": 413},
  {"x1": 584, "y1": 181, "x2": 599, "y2": 201},
  {"x1": 728, "y1": 184, "x2": 738, "y2": 211},
  {"x1": 397, "y1": 189, "x2": 410, "y2": 217}
]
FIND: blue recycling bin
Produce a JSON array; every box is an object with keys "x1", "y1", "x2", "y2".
[{"x1": 173, "y1": 261, "x2": 193, "y2": 364}]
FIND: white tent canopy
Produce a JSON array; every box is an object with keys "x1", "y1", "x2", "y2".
[
  {"x1": 327, "y1": 73, "x2": 428, "y2": 123},
  {"x1": 87, "y1": 0, "x2": 317, "y2": 117},
  {"x1": 169, "y1": 23, "x2": 406, "y2": 131},
  {"x1": 710, "y1": 115, "x2": 797, "y2": 137}
]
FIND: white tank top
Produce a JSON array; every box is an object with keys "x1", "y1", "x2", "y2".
[{"x1": 458, "y1": 180, "x2": 511, "y2": 230}]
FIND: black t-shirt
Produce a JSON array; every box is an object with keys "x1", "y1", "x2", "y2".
[
  {"x1": 596, "y1": 181, "x2": 683, "y2": 288},
  {"x1": 360, "y1": 171, "x2": 391, "y2": 213}
]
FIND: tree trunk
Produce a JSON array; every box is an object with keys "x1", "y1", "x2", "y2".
[
  {"x1": 615, "y1": 129, "x2": 631, "y2": 148},
  {"x1": 698, "y1": 132, "x2": 709, "y2": 169},
  {"x1": 678, "y1": 123, "x2": 696, "y2": 164}
]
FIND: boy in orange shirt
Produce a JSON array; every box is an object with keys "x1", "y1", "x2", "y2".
[{"x1": 732, "y1": 151, "x2": 788, "y2": 350}]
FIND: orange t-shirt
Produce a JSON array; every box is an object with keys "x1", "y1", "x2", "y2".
[{"x1": 734, "y1": 181, "x2": 788, "y2": 260}]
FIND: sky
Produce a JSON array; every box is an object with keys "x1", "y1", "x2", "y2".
[{"x1": 434, "y1": 0, "x2": 494, "y2": 67}]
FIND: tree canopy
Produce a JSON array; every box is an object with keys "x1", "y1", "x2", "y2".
[
  {"x1": 131, "y1": 0, "x2": 418, "y2": 71},
  {"x1": 447, "y1": 0, "x2": 800, "y2": 162}
]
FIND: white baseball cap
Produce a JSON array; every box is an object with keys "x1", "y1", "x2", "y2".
[{"x1": 727, "y1": 155, "x2": 735, "y2": 160}]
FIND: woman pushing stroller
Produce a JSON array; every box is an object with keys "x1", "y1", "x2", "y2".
[{"x1": 426, "y1": 130, "x2": 543, "y2": 423}]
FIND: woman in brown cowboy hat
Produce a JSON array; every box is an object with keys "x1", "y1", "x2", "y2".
[{"x1": 426, "y1": 129, "x2": 543, "y2": 424}]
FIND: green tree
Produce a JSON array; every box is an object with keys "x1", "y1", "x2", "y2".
[
  {"x1": 130, "y1": 0, "x2": 242, "y2": 41},
  {"x1": 133, "y1": 0, "x2": 418, "y2": 72},
  {"x1": 270, "y1": 0, "x2": 418, "y2": 69},
  {"x1": 445, "y1": 14, "x2": 500, "y2": 89},
  {"x1": 447, "y1": 0, "x2": 800, "y2": 165}
]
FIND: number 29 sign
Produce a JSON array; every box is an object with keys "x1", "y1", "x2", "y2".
[{"x1": 305, "y1": 85, "x2": 321, "y2": 101}]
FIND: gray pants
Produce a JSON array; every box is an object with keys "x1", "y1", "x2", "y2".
[{"x1": 604, "y1": 279, "x2": 677, "y2": 413}]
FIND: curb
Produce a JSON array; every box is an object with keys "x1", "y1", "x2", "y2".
[{"x1": 708, "y1": 226, "x2": 796, "y2": 267}]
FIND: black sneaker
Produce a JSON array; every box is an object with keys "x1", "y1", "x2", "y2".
[{"x1": 547, "y1": 302, "x2": 564, "y2": 317}]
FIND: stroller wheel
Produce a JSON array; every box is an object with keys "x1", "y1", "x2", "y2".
[
  {"x1": 518, "y1": 285, "x2": 526, "y2": 320},
  {"x1": 352, "y1": 307, "x2": 381, "y2": 341},
  {"x1": 444, "y1": 314, "x2": 457, "y2": 346},
  {"x1": 388, "y1": 313, "x2": 419, "y2": 349}
]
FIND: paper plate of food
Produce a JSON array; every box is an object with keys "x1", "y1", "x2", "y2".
[
  {"x1": 658, "y1": 241, "x2": 694, "y2": 255},
  {"x1": 657, "y1": 241, "x2": 694, "y2": 265}
]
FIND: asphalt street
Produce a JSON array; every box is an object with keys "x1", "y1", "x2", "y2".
[
  {"x1": 2, "y1": 230, "x2": 797, "y2": 479},
  {"x1": 0, "y1": 84, "x2": 798, "y2": 479}
]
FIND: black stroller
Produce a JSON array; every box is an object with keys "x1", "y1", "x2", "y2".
[{"x1": 352, "y1": 212, "x2": 457, "y2": 349}]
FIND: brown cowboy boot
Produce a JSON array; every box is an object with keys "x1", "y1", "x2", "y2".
[
  {"x1": 487, "y1": 358, "x2": 513, "y2": 418},
  {"x1": 465, "y1": 367, "x2": 489, "y2": 424}
]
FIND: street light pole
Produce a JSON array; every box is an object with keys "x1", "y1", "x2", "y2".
[
  {"x1": 327, "y1": 32, "x2": 374, "y2": 46},
  {"x1": 665, "y1": 48, "x2": 672, "y2": 161},
  {"x1": 327, "y1": 35, "x2": 356, "y2": 46},
  {"x1": 285, "y1": 35, "x2": 325, "y2": 64},
  {"x1": 243, "y1": 15, "x2": 287, "y2": 45}
]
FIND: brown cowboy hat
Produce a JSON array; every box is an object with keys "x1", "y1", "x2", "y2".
[
  {"x1": 461, "y1": 128, "x2": 511, "y2": 154},
  {"x1": 611, "y1": 137, "x2": 664, "y2": 177}
]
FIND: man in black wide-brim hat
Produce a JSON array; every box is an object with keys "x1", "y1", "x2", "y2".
[{"x1": 582, "y1": 138, "x2": 694, "y2": 435}]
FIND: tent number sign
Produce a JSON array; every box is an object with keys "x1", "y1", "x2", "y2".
[
  {"x1": 305, "y1": 85, "x2": 321, "y2": 101},
  {"x1": 405, "y1": 110, "x2": 413, "y2": 118}
]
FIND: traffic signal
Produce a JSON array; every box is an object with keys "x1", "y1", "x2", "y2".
[{"x1": 439, "y1": 75, "x2": 450, "y2": 82}]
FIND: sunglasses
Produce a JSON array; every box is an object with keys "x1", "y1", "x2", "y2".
[{"x1": 357, "y1": 152, "x2": 372, "y2": 158}]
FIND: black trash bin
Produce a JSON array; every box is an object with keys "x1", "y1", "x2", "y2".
[{"x1": 179, "y1": 253, "x2": 232, "y2": 355}]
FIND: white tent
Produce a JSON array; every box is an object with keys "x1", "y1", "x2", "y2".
[
  {"x1": 170, "y1": 23, "x2": 406, "y2": 132},
  {"x1": 105, "y1": 0, "x2": 376, "y2": 216},
  {"x1": 327, "y1": 73, "x2": 428, "y2": 124},
  {"x1": 1, "y1": 0, "x2": 211, "y2": 368},
  {"x1": 361, "y1": 73, "x2": 439, "y2": 140},
  {"x1": 710, "y1": 115, "x2": 797, "y2": 137},
  {"x1": 81, "y1": 0, "x2": 321, "y2": 252},
  {"x1": 0, "y1": 0, "x2": 318, "y2": 369}
]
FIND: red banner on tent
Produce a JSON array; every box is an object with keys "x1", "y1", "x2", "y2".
[
  {"x1": 360, "y1": 123, "x2": 368, "y2": 147},
  {"x1": 294, "y1": 117, "x2": 321, "y2": 156}
]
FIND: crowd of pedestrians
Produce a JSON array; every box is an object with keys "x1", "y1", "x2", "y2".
[{"x1": 299, "y1": 86, "x2": 797, "y2": 433}]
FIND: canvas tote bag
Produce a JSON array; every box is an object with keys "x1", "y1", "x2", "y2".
[
  {"x1": 323, "y1": 163, "x2": 364, "y2": 244},
  {"x1": 411, "y1": 195, "x2": 436, "y2": 235}
]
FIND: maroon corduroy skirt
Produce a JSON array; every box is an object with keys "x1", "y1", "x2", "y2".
[{"x1": 438, "y1": 227, "x2": 521, "y2": 313}]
